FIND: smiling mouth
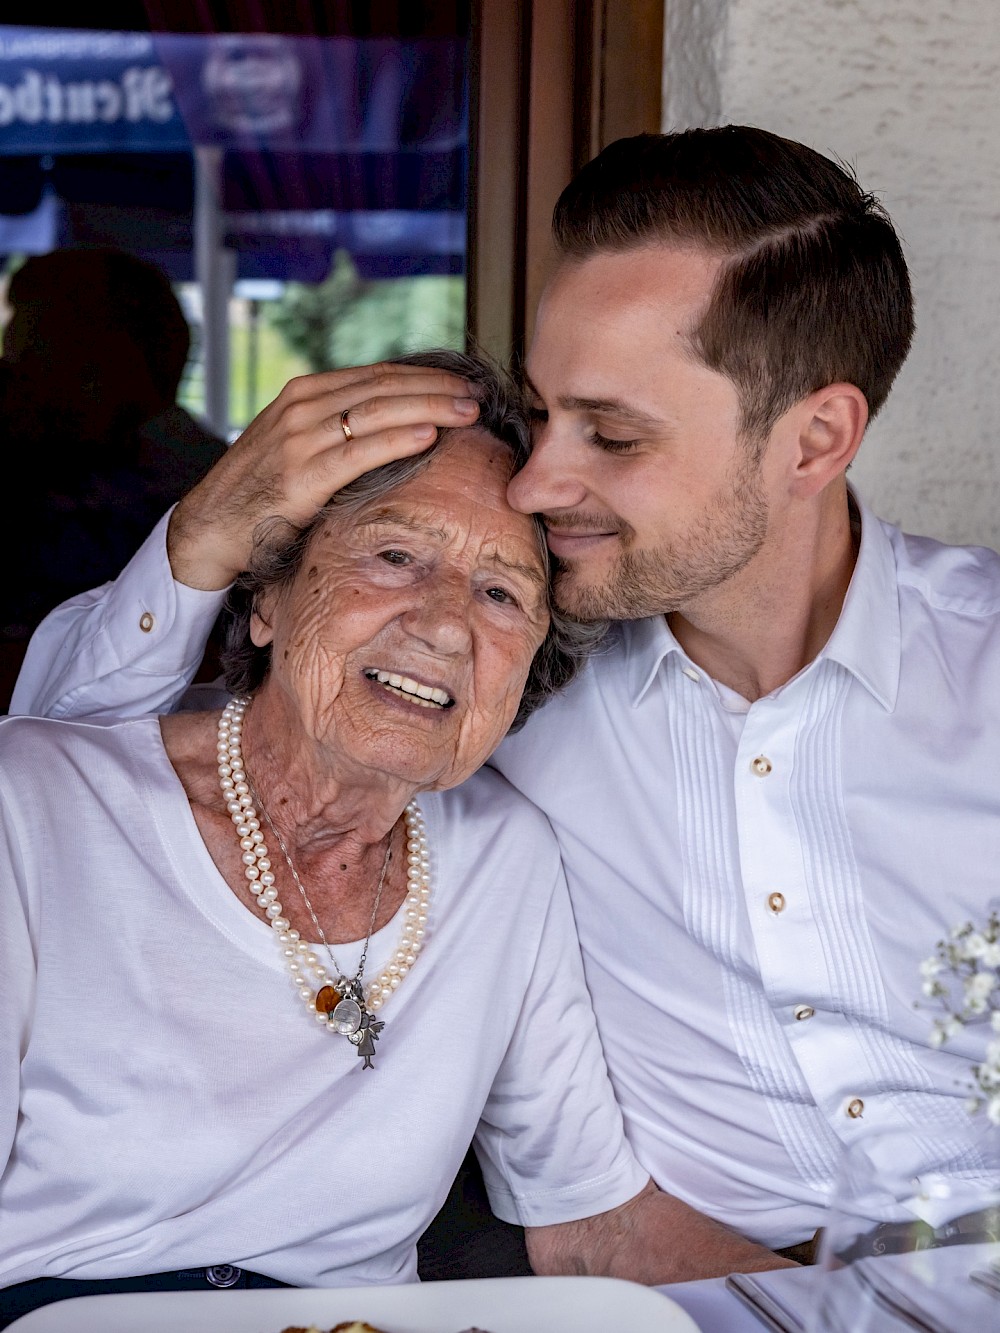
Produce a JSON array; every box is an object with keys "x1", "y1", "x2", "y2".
[
  {"x1": 544, "y1": 527, "x2": 618, "y2": 555},
  {"x1": 364, "y1": 669, "x2": 455, "y2": 709}
]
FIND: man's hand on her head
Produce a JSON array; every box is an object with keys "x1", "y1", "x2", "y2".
[{"x1": 166, "y1": 361, "x2": 480, "y2": 590}]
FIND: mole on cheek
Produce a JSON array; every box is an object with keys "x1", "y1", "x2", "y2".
[{"x1": 307, "y1": 565, "x2": 319, "y2": 580}]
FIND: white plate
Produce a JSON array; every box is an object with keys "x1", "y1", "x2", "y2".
[{"x1": 6, "y1": 1275, "x2": 699, "y2": 1332}]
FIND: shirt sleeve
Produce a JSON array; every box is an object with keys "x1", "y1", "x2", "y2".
[
  {"x1": 474, "y1": 868, "x2": 650, "y2": 1227},
  {"x1": 0, "y1": 729, "x2": 38, "y2": 1172},
  {"x1": 9, "y1": 509, "x2": 227, "y2": 720}
]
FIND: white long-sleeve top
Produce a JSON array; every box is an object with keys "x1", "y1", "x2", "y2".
[{"x1": 0, "y1": 714, "x2": 646, "y2": 1287}]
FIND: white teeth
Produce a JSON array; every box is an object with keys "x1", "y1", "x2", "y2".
[{"x1": 367, "y1": 670, "x2": 453, "y2": 708}]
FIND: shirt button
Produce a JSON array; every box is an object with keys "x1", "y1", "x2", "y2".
[
  {"x1": 846, "y1": 1097, "x2": 865, "y2": 1119},
  {"x1": 139, "y1": 611, "x2": 155, "y2": 633},
  {"x1": 751, "y1": 755, "x2": 772, "y2": 777},
  {"x1": 767, "y1": 892, "x2": 786, "y2": 914},
  {"x1": 205, "y1": 1265, "x2": 241, "y2": 1287},
  {"x1": 793, "y1": 1004, "x2": 815, "y2": 1021},
  {"x1": 682, "y1": 666, "x2": 700, "y2": 682}
]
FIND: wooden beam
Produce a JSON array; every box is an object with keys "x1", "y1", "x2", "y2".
[
  {"x1": 467, "y1": 0, "x2": 663, "y2": 360},
  {"x1": 466, "y1": 0, "x2": 527, "y2": 362},
  {"x1": 595, "y1": 0, "x2": 664, "y2": 151},
  {"x1": 523, "y1": 0, "x2": 576, "y2": 349}
]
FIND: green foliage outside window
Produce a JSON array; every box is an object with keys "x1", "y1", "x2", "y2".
[{"x1": 267, "y1": 249, "x2": 465, "y2": 373}]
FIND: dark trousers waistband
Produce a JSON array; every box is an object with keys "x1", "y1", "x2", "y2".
[
  {"x1": 774, "y1": 1229, "x2": 823, "y2": 1265},
  {"x1": 0, "y1": 1267, "x2": 290, "y2": 1329}
]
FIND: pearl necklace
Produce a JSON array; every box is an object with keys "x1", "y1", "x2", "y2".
[{"x1": 217, "y1": 698, "x2": 431, "y2": 1067}]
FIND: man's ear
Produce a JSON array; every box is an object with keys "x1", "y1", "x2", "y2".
[{"x1": 789, "y1": 383, "x2": 869, "y2": 498}]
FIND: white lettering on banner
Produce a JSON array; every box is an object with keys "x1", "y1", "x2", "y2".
[
  {"x1": 0, "y1": 66, "x2": 174, "y2": 129},
  {"x1": 122, "y1": 66, "x2": 173, "y2": 122},
  {"x1": 43, "y1": 78, "x2": 62, "y2": 123},
  {"x1": 13, "y1": 69, "x2": 42, "y2": 122},
  {"x1": 0, "y1": 32, "x2": 152, "y2": 60},
  {"x1": 65, "y1": 82, "x2": 96, "y2": 124},
  {"x1": 95, "y1": 81, "x2": 122, "y2": 123}
]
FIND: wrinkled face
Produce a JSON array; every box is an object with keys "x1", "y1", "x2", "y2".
[
  {"x1": 252, "y1": 430, "x2": 550, "y2": 790},
  {"x1": 508, "y1": 245, "x2": 771, "y2": 621}
]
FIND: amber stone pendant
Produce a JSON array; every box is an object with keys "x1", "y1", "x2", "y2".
[{"x1": 314, "y1": 984, "x2": 342, "y2": 1014}]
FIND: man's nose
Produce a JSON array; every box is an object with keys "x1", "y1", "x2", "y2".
[
  {"x1": 401, "y1": 577, "x2": 474, "y2": 657},
  {"x1": 507, "y1": 425, "x2": 589, "y2": 515}
]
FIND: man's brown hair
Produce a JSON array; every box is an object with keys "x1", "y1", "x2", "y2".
[{"x1": 552, "y1": 126, "x2": 915, "y2": 440}]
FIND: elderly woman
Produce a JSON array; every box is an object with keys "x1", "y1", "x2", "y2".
[{"x1": 0, "y1": 352, "x2": 673, "y2": 1326}]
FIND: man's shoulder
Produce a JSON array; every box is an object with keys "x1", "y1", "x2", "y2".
[{"x1": 887, "y1": 522, "x2": 1000, "y2": 621}]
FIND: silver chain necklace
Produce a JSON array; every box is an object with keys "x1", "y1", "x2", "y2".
[
  {"x1": 247, "y1": 774, "x2": 393, "y2": 997},
  {"x1": 218, "y1": 698, "x2": 431, "y2": 1068}
]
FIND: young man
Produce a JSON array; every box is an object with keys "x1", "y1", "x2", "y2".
[{"x1": 13, "y1": 127, "x2": 1000, "y2": 1265}]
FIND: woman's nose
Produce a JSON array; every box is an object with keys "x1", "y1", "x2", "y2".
[
  {"x1": 506, "y1": 427, "x2": 588, "y2": 515},
  {"x1": 401, "y1": 578, "x2": 474, "y2": 657}
]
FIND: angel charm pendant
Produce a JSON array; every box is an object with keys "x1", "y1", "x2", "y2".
[
  {"x1": 347, "y1": 1008, "x2": 385, "y2": 1069},
  {"x1": 329, "y1": 979, "x2": 384, "y2": 1067}
]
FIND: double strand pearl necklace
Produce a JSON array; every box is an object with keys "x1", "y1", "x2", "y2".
[{"x1": 217, "y1": 698, "x2": 431, "y2": 1068}]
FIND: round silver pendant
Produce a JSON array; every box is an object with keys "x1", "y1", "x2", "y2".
[{"x1": 331, "y1": 998, "x2": 362, "y2": 1036}]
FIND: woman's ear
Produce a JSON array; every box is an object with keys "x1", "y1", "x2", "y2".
[
  {"x1": 790, "y1": 383, "x2": 869, "y2": 498},
  {"x1": 250, "y1": 590, "x2": 277, "y2": 648}
]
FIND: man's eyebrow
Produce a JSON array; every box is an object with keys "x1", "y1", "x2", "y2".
[{"x1": 522, "y1": 373, "x2": 661, "y2": 427}]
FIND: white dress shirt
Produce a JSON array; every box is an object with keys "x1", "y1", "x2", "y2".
[
  {"x1": 494, "y1": 495, "x2": 1000, "y2": 1244},
  {"x1": 11, "y1": 495, "x2": 1000, "y2": 1247}
]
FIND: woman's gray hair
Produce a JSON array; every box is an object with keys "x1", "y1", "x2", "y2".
[{"x1": 221, "y1": 348, "x2": 606, "y2": 731}]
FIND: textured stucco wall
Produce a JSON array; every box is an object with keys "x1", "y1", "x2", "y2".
[{"x1": 662, "y1": 0, "x2": 1000, "y2": 548}]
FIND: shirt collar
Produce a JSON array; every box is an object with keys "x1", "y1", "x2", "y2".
[
  {"x1": 820, "y1": 486, "x2": 900, "y2": 711},
  {"x1": 623, "y1": 614, "x2": 684, "y2": 706},
  {"x1": 621, "y1": 485, "x2": 901, "y2": 711}
]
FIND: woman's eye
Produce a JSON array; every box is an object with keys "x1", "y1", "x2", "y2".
[{"x1": 486, "y1": 586, "x2": 517, "y2": 606}]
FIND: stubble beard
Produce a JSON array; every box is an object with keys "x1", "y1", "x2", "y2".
[{"x1": 552, "y1": 447, "x2": 770, "y2": 622}]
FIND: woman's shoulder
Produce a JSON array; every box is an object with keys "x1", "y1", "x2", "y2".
[
  {"x1": 424, "y1": 767, "x2": 561, "y2": 881},
  {"x1": 430, "y1": 765, "x2": 556, "y2": 836},
  {"x1": 421, "y1": 770, "x2": 566, "y2": 934},
  {"x1": 0, "y1": 712, "x2": 161, "y2": 777}
]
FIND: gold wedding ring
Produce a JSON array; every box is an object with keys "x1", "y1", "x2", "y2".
[{"x1": 340, "y1": 408, "x2": 354, "y2": 441}]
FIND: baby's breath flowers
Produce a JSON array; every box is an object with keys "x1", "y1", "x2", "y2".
[{"x1": 920, "y1": 910, "x2": 1000, "y2": 1124}]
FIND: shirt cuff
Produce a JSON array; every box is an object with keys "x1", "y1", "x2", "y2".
[
  {"x1": 482, "y1": 1153, "x2": 650, "y2": 1229},
  {"x1": 110, "y1": 508, "x2": 229, "y2": 673}
]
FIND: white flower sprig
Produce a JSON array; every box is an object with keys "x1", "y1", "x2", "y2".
[{"x1": 920, "y1": 910, "x2": 1000, "y2": 1125}]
